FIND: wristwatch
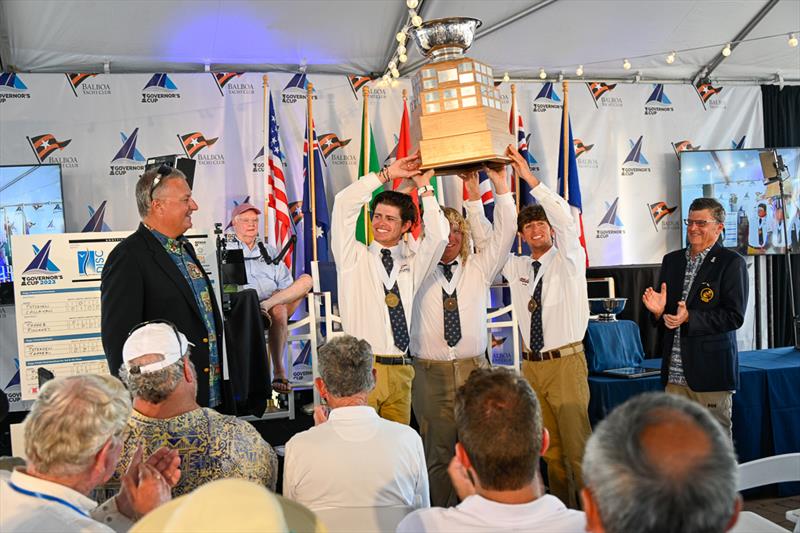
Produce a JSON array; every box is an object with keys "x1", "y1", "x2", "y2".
[{"x1": 417, "y1": 185, "x2": 434, "y2": 196}]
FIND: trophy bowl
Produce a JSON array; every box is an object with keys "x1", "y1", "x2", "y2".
[
  {"x1": 410, "y1": 17, "x2": 483, "y2": 62},
  {"x1": 588, "y1": 297, "x2": 627, "y2": 321}
]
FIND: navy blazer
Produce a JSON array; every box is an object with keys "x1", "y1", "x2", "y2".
[
  {"x1": 100, "y1": 224, "x2": 223, "y2": 406},
  {"x1": 655, "y1": 242, "x2": 748, "y2": 392}
]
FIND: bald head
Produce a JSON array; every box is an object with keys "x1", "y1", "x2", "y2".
[{"x1": 582, "y1": 393, "x2": 739, "y2": 533}]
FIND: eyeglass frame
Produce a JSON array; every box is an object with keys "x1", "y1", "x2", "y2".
[{"x1": 683, "y1": 218, "x2": 721, "y2": 228}]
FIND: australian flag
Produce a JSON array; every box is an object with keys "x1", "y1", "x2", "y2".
[{"x1": 301, "y1": 119, "x2": 330, "y2": 274}]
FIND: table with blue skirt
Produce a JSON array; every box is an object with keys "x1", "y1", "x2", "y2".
[{"x1": 587, "y1": 347, "x2": 800, "y2": 494}]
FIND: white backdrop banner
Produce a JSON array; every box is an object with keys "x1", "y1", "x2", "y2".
[{"x1": 0, "y1": 73, "x2": 763, "y2": 269}]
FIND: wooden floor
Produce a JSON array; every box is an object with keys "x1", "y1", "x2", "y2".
[{"x1": 744, "y1": 495, "x2": 800, "y2": 530}]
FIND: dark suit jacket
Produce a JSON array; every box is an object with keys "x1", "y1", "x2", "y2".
[
  {"x1": 100, "y1": 224, "x2": 223, "y2": 406},
  {"x1": 656, "y1": 242, "x2": 748, "y2": 392}
]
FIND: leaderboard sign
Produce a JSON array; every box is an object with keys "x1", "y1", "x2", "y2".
[{"x1": 10, "y1": 231, "x2": 222, "y2": 400}]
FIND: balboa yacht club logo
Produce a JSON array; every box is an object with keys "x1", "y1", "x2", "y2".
[
  {"x1": 179, "y1": 132, "x2": 223, "y2": 165},
  {"x1": 27, "y1": 133, "x2": 79, "y2": 169},
  {"x1": 586, "y1": 82, "x2": 621, "y2": 108},
  {"x1": 347, "y1": 75, "x2": 385, "y2": 100},
  {"x1": 671, "y1": 139, "x2": 700, "y2": 160},
  {"x1": 621, "y1": 136, "x2": 651, "y2": 176},
  {"x1": 20, "y1": 240, "x2": 63, "y2": 286},
  {"x1": 648, "y1": 201, "x2": 679, "y2": 231},
  {"x1": 0, "y1": 73, "x2": 30, "y2": 104},
  {"x1": 574, "y1": 137, "x2": 598, "y2": 170},
  {"x1": 596, "y1": 197, "x2": 625, "y2": 238},
  {"x1": 66, "y1": 73, "x2": 111, "y2": 97},
  {"x1": 319, "y1": 133, "x2": 354, "y2": 166},
  {"x1": 532, "y1": 82, "x2": 562, "y2": 112},
  {"x1": 212, "y1": 72, "x2": 254, "y2": 96},
  {"x1": 141, "y1": 73, "x2": 180, "y2": 103},
  {"x1": 109, "y1": 128, "x2": 145, "y2": 176},
  {"x1": 695, "y1": 80, "x2": 724, "y2": 110}
]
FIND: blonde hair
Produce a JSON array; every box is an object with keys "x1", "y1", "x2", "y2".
[
  {"x1": 24, "y1": 375, "x2": 132, "y2": 475},
  {"x1": 441, "y1": 206, "x2": 471, "y2": 265}
]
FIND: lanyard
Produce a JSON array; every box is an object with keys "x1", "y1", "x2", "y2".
[
  {"x1": 433, "y1": 261, "x2": 461, "y2": 296},
  {"x1": 374, "y1": 249, "x2": 402, "y2": 291},
  {"x1": 527, "y1": 258, "x2": 548, "y2": 299},
  {"x1": 7, "y1": 480, "x2": 91, "y2": 518}
]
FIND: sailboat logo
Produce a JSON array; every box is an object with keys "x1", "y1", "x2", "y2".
[
  {"x1": 621, "y1": 136, "x2": 652, "y2": 176},
  {"x1": 644, "y1": 84, "x2": 674, "y2": 115},
  {"x1": 82, "y1": 201, "x2": 111, "y2": 232},
  {"x1": 111, "y1": 128, "x2": 145, "y2": 163},
  {"x1": 22, "y1": 240, "x2": 61, "y2": 275},
  {"x1": 599, "y1": 198, "x2": 624, "y2": 228}
]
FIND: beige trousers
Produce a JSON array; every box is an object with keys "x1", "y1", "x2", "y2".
[
  {"x1": 367, "y1": 363, "x2": 415, "y2": 425},
  {"x1": 665, "y1": 383, "x2": 733, "y2": 440}
]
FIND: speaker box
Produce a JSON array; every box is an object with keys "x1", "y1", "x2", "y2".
[{"x1": 145, "y1": 155, "x2": 197, "y2": 189}]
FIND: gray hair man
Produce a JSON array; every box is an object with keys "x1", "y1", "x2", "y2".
[
  {"x1": 582, "y1": 392, "x2": 741, "y2": 533},
  {"x1": 283, "y1": 334, "x2": 430, "y2": 511},
  {"x1": 114, "y1": 321, "x2": 278, "y2": 496},
  {"x1": 0, "y1": 375, "x2": 179, "y2": 532},
  {"x1": 398, "y1": 367, "x2": 585, "y2": 532}
]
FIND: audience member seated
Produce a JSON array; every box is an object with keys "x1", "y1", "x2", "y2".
[
  {"x1": 131, "y1": 478, "x2": 325, "y2": 533},
  {"x1": 398, "y1": 367, "x2": 585, "y2": 532},
  {"x1": 0, "y1": 375, "x2": 179, "y2": 532},
  {"x1": 114, "y1": 321, "x2": 278, "y2": 495},
  {"x1": 227, "y1": 202, "x2": 312, "y2": 393},
  {"x1": 582, "y1": 392, "x2": 741, "y2": 533},
  {"x1": 283, "y1": 334, "x2": 429, "y2": 511}
]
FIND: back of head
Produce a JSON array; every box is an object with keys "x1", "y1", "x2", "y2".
[
  {"x1": 317, "y1": 335, "x2": 375, "y2": 398},
  {"x1": 454, "y1": 367, "x2": 542, "y2": 491},
  {"x1": 24, "y1": 375, "x2": 131, "y2": 476},
  {"x1": 583, "y1": 392, "x2": 738, "y2": 533},
  {"x1": 517, "y1": 204, "x2": 550, "y2": 233},
  {"x1": 119, "y1": 321, "x2": 195, "y2": 404},
  {"x1": 371, "y1": 190, "x2": 418, "y2": 226},
  {"x1": 135, "y1": 166, "x2": 187, "y2": 218}
]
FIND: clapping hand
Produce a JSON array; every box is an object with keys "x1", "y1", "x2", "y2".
[
  {"x1": 116, "y1": 446, "x2": 178, "y2": 519},
  {"x1": 447, "y1": 454, "x2": 477, "y2": 501},
  {"x1": 664, "y1": 301, "x2": 689, "y2": 329},
  {"x1": 642, "y1": 282, "x2": 667, "y2": 318}
]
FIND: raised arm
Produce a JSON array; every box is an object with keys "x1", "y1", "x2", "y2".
[
  {"x1": 468, "y1": 165, "x2": 516, "y2": 280},
  {"x1": 412, "y1": 169, "x2": 449, "y2": 289}
]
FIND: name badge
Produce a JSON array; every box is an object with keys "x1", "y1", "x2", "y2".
[{"x1": 699, "y1": 287, "x2": 715, "y2": 303}]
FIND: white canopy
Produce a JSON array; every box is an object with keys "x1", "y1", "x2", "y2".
[{"x1": 0, "y1": 0, "x2": 798, "y2": 82}]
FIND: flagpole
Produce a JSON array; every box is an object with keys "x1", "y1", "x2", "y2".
[
  {"x1": 263, "y1": 74, "x2": 271, "y2": 242},
  {"x1": 362, "y1": 85, "x2": 371, "y2": 243},
  {"x1": 307, "y1": 82, "x2": 317, "y2": 261},
  {"x1": 562, "y1": 81, "x2": 570, "y2": 203},
  {"x1": 511, "y1": 83, "x2": 522, "y2": 254}
]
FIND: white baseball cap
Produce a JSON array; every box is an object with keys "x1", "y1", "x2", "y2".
[{"x1": 122, "y1": 321, "x2": 193, "y2": 374}]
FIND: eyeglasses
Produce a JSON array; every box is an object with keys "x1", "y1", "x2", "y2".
[
  {"x1": 149, "y1": 164, "x2": 173, "y2": 201},
  {"x1": 684, "y1": 219, "x2": 718, "y2": 227}
]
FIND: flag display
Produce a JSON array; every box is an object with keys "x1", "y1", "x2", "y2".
[
  {"x1": 180, "y1": 132, "x2": 217, "y2": 158},
  {"x1": 266, "y1": 93, "x2": 293, "y2": 269},
  {"x1": 28, "y1": 134, "x2": 71, "y2": 163},
  {"x1": 301, "y1": 119, "x2": 330, "y2": 274},
  {"x1": 355, "y1": 117, "x2": 381, "y2": 244},
  {"x1": 556, "y1": 104, "x2": 589, "y2": 266}
]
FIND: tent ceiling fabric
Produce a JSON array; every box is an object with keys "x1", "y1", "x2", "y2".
[{"x1": 0, "y1": 0, "x2": 797, "y2": 81}]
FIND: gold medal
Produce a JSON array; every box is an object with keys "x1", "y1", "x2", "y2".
[
  {"x1": 444, "y1": 297, "x2": 458, "y2": 312},
  {"x1": 528, "y1": 297, "x2": 538, "y2": 313},
  {"x1": 385, "y1": 292, "x2": 400, "y2": 308}
]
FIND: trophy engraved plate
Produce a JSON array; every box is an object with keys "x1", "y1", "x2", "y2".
[{"x1": 409, "y1": 17, "x2": 514, "y2": 173}]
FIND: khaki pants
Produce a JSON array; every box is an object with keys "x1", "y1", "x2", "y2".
[
  {"x1": 367, "y1": 362, "x2": 415, "y2": 425},
  {"x1": 665, "y1": 383, "x2": 733, "y2": 440},
  {"x1": 521, "y1": 351, "x2": 592, "y2": 509},
  {"x1": 412, "y1": 355, "x2": 490, "y2": 507}
]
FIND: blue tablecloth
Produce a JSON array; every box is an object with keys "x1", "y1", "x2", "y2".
[
  {"x1": 583, "y1": 320, "x2": 645, "y2": 372},
  {"x1": 588, "y1": 347, "x2": 800, "y2": 495}
]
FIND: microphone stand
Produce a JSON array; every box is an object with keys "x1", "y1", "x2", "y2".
[
  {"x1": 214, "y1": 223, "x2": 232, "y2": 313},
  {"x1": 769, "y1": 151, "x2": 798, "y2": 348}
]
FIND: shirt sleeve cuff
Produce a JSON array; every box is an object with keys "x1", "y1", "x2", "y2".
[{"x1": 494, "y1": 192, "x2": 514, "y2": 205}]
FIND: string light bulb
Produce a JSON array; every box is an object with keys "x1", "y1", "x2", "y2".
[
  {"x1": 406, "y1": 0, "x2": 418, "y2": 8},
  {"x1": 382, "y1": 74, "x2": 391, "y2": 84},
  {"x1": 576, "y1": 64, "x2": 584, "y2": 76},
  {"x1": 622, "y1": 58, "x2": 631, "y2": 70},
  {"x1": 789, "y1": 34, "x2": 799, "y2": 47},
  {"x1": 721, "y1": 43, "x2": 732, "y2": 57},
  {"x1": 399, "y1": 53, "x2": 408, "y2": 63},
  {"x1": 538, "y1": 68, "x2": 547, "y2": 80},
  {"x1": 666, "y1": 51, "x2": 676, "y2": 64},
  {"x1": 396, "y1": 31, "x2": 407, "y2": 43},
  {"x1": 411, "y1": 15, "x2": 423, "y2": 27},
  {"x1": 388, "y1": 60, "x2": 397, "y2": 70},
  {"x1": 502, "y1": 72, "x2": 510, "y2": 82},
  {"x1": 391, "y1": 67, "x2": 400, "y2": 78},
  {"x1": 397, "y1": 44, "x2": 406, "y2": 55}
]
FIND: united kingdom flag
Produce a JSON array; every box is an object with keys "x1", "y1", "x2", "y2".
[{"x1": 266, "y1": 93, "x2": 293, "y2": 269}]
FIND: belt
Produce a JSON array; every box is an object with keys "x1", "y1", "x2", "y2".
[
  {"x1": 374, "y1": 355, "x2": 413, "y2": 366},
  {"x1": 522, "y1": 341, "x2": 583, "y2": 362}
]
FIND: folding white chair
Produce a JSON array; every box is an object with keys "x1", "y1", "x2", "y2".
[
  {"x1": 737, "y1": 453, "x2": 800, "y2": 533},
  {"x1": 314, "y1": 505, "x2": 413, "y2": 533},
  {"x1": 485, "y1": 284, "x2": 520, "y2": 371}
]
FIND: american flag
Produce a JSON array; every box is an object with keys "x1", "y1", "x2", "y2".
[{"x1": 266, "y1": 93, "x2": 293, "y2": 269}]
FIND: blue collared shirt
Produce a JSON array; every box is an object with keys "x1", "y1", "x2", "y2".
[{"x1": 225, "y1": 236, "x2": 293, "y2": 301}]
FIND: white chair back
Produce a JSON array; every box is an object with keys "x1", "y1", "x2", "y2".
[{"x1": 737, "y1": 453, "x2": 800, "y2": 491}]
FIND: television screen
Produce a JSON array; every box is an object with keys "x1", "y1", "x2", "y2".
[
  {"x1": 680, "y1": 148, "x2": 800, "y2": 255},
  {"x1": 0, "y1": 164, "x2": 66, "y2": 284}
]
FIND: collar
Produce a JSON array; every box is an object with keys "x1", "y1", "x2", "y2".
[
  {"x1": 369, "y1": 241, "x2": 403, "y2": 260},
  {"x1": 686, "y1": 243, "x2": 714, "y2": 262},
  {"x1": 530, "y1": 246, "x2": 556, "y2": 267},
  {"x1": 8, "y1": 468, "x2": 97, "y2": 515},
  {"x1": 148, "y1": 226, "x2": 185, "y2": 256},
  {"x1": 327, "y1": 405, "x2": 380, "y2": 421}
]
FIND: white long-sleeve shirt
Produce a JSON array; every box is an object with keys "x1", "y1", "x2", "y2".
[
  {"x1": 411, "y1": 193, "x2": 516, "y2": 359},
  {"x1": 503, "y1": 183, "x2": 589, "y2": 352},
  {"x1": 331, "y1": 173, "x2": 448, "y2": 355}
]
